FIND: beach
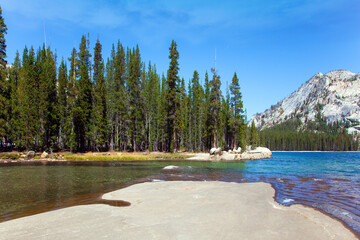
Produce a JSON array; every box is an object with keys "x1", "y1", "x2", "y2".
[{"x1": 0, "y1": 181, "x2": 356, "y2": 240}]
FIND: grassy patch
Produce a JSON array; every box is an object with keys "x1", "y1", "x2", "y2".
[
  {"x1": 0, "y1": 153, "x2": 20, "y2": 160},
  {"x1": 63, "y1": 153, "x2": 193, "y2": 161}
]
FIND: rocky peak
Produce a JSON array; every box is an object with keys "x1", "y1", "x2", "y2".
[{"x1": 250, "y1": 70, "x2": 360, "y2": 134}]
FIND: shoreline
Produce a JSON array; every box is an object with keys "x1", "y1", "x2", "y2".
[
  {"x1": 0, "y1": 149, "x2": 272, "y2": 163},
  {"x1": 265, "y1": 181, "x2": 360, "y2": 239},
  {"x1": 0, "y1": 181, "x2": 356, "y2": 239}
]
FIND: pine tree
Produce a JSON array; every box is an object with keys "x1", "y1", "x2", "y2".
[
  {"x1": 189, "y1": 70, "x2": 203, "y2": 151},
  {"x1": 114, "y1": 41, "x2": 128, "y2": 151},
  {"x1": 202, "y1": 71, "x2": 212, "y2": 150},
  {"x1": 209, "y1": 67, "x2": 221, "y2": 148},
  {"x1": 37, "y1": 46, "x2": 58, "y2": 150},
  {"x1": 178, "y1": 77, "x2": 187, "y2": 150},
  {"x1": 128, "y1": 46, "x2": 143, "y2": 151},
  {"x1": 220, "y1": 90, "x2": 231, "y2": 149},
  {"x1": 250, "y1": 121, "x2": 257, "y2": 148},
  {"x1": 144, "y1": 62, "x2": 160, "y2": 151},
  {"x1": 18, "y1": 47, "x2": 40, "y2": 150},
  {"x1": 67, "y1": 48, "x2": 77, "y2": 151},
  {"x1": 229, "y1": 72, "x2": 245, "y2": 151},
  {"x1": 92, "y1": 38, "x2": 107, "y2": 151},
  {"x1": 7, "y1": 52, "x2": 20, "y2": 148},
  {"x1": 74, "y1": 35, "x2": 92, "y2": 152},
  {"x1": 57, "y1": 58, "x2": 67, "y2": 149},
  {"x1": 166, "y1": 40, "x2": 180, "y2": 152},
  {"x1": 0, "y1": 6, "x2": 7, "y2": 145},
  {"x1": 157, "y1": 74, "x2": 168, "y2": 151}
]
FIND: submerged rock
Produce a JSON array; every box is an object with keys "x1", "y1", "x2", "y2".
[
  {"x1": 162, "y1": 165, "x2": 180, "y2": 170},
  {"x1": 162, "y1": 165, "x2": 191, "y2": 171}
]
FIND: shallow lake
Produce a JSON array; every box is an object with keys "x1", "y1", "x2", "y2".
[{"x1": 0, "y1": 152, "x2": 359, "y2": 236}]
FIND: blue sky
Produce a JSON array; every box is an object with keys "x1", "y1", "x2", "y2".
[{"x1": 1, "y1": 0, "x2": 360, "y2": 119}]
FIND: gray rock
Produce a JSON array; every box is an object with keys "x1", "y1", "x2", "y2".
[
  {"x1": 209, "y1": 147, "x2": 221, "y2": 155},
  {"x1": 25, "y1": 151, "x2": 35, "y2": 160},
  {"x1": 41, "y1": 151, "x2": 49, "y2": 159}
]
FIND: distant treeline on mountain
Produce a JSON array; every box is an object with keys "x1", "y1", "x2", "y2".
[{"x1": 258, "y1": 115, "x2": 359, "y2": 151}]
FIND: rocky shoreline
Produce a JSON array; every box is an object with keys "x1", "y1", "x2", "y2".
[
  {"x1": 188, "y1": 147, "x2": 272, "y2": 161},
  {"x1": 0, "y1": 147, "x2": 272, "y2": 164}
]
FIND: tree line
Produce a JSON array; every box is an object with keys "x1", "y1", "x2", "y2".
[
  {"x1": 258, "y1": 116, "x2": 359, "y2": 151},
  {"x1": 0, "y1": 8, "x2": 250, "y2": 152}
]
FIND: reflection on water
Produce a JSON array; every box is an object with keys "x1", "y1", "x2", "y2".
[{"x1": 0, "y1": 153, "x2": 359, "y2": 237}]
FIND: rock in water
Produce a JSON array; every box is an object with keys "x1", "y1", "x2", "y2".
[
  {"x1": 162, "y1": 165, "x2": 181, "y2": 170},
  {"x1": 162, "y1": 165, "x2": 191, "y2": 171}
]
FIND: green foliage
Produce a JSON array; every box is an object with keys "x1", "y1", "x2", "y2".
[
  {"x1": 74, "y1": 35, "x2": 92, "y2": 152},
  {"x1": 128, "y1": 45, "x2": 144, "y2": 151},
  {"x1": 166, "y1": 40, "x2": 180, "y2": 152},
  {"x1": 0, "y1": 6, "x2": 7, "y2": 143},
  {"x1": 229, "y1": 72, "x2": 245, "y2": 151},
  {"x1": 57, "y1": 59, "x2": 68, "y2": 149},
  {"x1": 249, "y1": 121, "x2": 258, "y2": 148},
  {"x1": 259, "y1": 117, "x2": 359, "y2": 151},
  {"x1": 92, "y1": 39, "x2": 107, "y2": 151},
  {"x1": 209, "y1": 67, "x2": 221, "y2": 148},
  {"x1": 1, "y1": 19, "x2": 253, "y2": 153}
]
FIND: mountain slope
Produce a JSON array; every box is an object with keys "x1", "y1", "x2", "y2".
[{"x1": 250, "y1": 70, "x2": 360, "y2": 134}]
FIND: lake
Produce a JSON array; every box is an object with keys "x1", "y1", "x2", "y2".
[{"x1": 0, "y1": 152, "x2": 359, "y2": 236}]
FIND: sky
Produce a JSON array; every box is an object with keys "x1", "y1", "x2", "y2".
[{"x1": 1, "y1": 0, "x2": 360, "y2": 119}]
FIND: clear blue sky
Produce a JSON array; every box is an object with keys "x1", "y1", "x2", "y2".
[{"x1": 1, "y1": 0, "x2": 359, "y2": 119}]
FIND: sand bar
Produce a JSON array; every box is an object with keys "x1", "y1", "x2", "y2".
[{"x1": 0, "y1": 181, "x2": 356, "y2": 240}]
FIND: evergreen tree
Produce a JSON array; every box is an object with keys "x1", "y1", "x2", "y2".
[
  {"x1": 178, "y1": 77, "x2": 187, "y2": 150},
  {"x1": 67, "y1": 48, "x2": 77, "y2": 151},
  {"x1": 166, "y1": 40, "x2": 180, "y2": 152},
  {"x1": 157, "y1": 74, "x2": 168, "y2": 151},
  {"x1": 144, "y1": 62, "x2": 160, "y2": 151},
  {"x1": 57, "y1": 58, "x2": 67, "y2": 149},
  {"x1": 128, "y1": 45, "x2": 143, "y2": 151},
  {"x1": 74, "y1": 35, "x2": 92, "y2": 152},
  {"x1": 18, "y1": 47, "x2": 40, "y2": 150},
  {"x1": 202, "y1": 71, "x2": 212, "y2": 150},
  {"x1": 92, "y1": 38, "x2": 107, "y2": 151},
  {"x1": 220, "y1": 90, "x2": 231, "y2": 149},
  {"x1": 189, "y1": 70, "x2": 203, "y2": 151},
  {"x1": 114, "y1": 41, "x2": 128, "y2": 151},
  {"x1": 0, "y1": 6, "x2": 7, "y2": 145},
  {"x1": 229, "y1": 72, "x2": 245, "y2": 151},
  {"x1": 249, "y1": 121, "x2": 258, "y2": 148},
  {"x1": 7, "y1": 52, "x2": 20, "y2": 148},
  {"x1": 209, "y1": 67, "x2": 221, "y2": 148},
  {"x1": 37, "y1": 46, "x2": 58, "y2": 150}
]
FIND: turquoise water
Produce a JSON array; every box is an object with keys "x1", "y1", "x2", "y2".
[{"x1": 0, "y1": 152, "x2": 359, "y2": 236}]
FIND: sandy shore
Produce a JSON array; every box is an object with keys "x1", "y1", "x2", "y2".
[{"x1": 0, "y1": 181, "x2": 356, "y2": 240}]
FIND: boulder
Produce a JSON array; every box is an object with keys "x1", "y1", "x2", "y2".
[
  {"x1": 233, "y1": 147, "x2": 241, "y2": 153},
  {"x1": 41, "y1": 151, "x2": 49, "y2": 159},
  {"x1": 254, "y1": 147, "x2": 272, "y2": 154},
  {"x1": 25, "y1": 151, "x2": 35, "y2": 160},
  {"x1": 209, "y1": 147, "x2": 221, "y2": 155}
]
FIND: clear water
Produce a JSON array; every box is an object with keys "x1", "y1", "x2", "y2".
[{"x1": 0, "y1": 152, "x2": 359, "y2": 236}]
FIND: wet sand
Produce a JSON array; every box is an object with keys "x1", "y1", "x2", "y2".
[{"x1": 0, "y1": 181, "x2": 356, "y2": 240}]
